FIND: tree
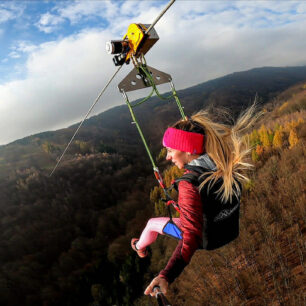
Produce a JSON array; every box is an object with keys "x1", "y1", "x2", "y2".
[
  {"x1": 268, "y1": 129, "x2": 274, "y2": 144},
  {"x1": 288, "y1": 128, "x2": 299, "y2": 149},
  {"x1": 261, "y1": 131, "x2": 271, "y2": 151},
  {"x1": 249, "y1": 129, "x2": 260, "y2": 147},
  {"x1": 150, "y1": 186, "x2": 161, "y2": 204},
  {"x1": 256, "y1": 144, "x2": 264, "y2": 156},
  {"x1": 97, "y1": 141, "x2": 116, "y2": 154},
  {"x1": 285, "y1": 120, "x2": 300, "y2": 132},
  {"x1": 42, "y1": 142, "x2": 55, "y2": 154},
  {"x1": 273, "y1": 130, "x2": 283, "y2": 149},
  {"x1": 91, "y1": 284, "x2": 104, "y2": 305},
  {"x1": 258, "y1": 124, "x2": 271, "y2": 150},
  {"x1": 252, "y1": 149, "x2": 259, "y2": 162},
  {"x1": 157, "y1": 148, "x2": 167, "y2": 162},
  {"x1": 75, "y1": 140, "x2": 92, "y2": 154}
]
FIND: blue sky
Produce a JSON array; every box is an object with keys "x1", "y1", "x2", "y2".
[
  {"x1": 0, "y1": 2, "x2": 57, "y2": 82},
  {"x1": 0, "y1": 0, "x2": 306, "y2": 145},
  {"x1": 0, "y1": 1, "x2": 169, "y2": 83},
  {"x1": 0, "y1": 1, "x2": 122, "y2": 82}
]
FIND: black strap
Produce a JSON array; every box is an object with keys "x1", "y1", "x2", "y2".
[
  {"x1": 162, "y1": 170, "x2": 206, "y2": 218},
  {"x1": 174, "y1": 172, "x2": 200, "y2": 186},
  {"x1": 167, "y1": 204, "x2": 173, "y2": 221}
]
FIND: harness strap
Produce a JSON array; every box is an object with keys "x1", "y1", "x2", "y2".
[
  {"x1": 166, "y1": 200, "x2": 180, "y2": 213},
  {"x1": 174, "y1": 172, "x2": 200, "y2": 187},
  {"x1": 160, "y1": 172, "x2": 200, "y2": 216}
]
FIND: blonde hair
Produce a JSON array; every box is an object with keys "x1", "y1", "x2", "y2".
[{"x1": 172, "y1": 103, "x2": 261, "y2": 203}]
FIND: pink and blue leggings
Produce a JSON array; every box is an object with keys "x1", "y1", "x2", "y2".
[{"x1": 136, "y1": 217, "x2": 181, "y2": 250}]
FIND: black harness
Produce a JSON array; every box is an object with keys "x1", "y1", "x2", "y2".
[{"x1": 172, "y1": 165, "x2": 241, "y2": 250}]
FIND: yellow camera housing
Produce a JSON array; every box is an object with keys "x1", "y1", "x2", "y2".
[{"x1": 124, "y1": 23, "x2": 159, "y2": 62}]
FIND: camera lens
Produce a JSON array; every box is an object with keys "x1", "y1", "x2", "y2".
[
  {"x1": 106, "y1": 40, "x2": 128, "y2": 54},
  {"x1": 105, "y1": 41, "x2": 114, "y2": 54}
]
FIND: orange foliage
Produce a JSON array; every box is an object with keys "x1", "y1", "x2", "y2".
[
  {"x1": 258, "y1": 125, "x2": 271, "y2": 150},
  {"x1": 284, "y1": 119, "x2": 304, "y2": 132},
  {"x1": 256, "y1": 144, "x2": 264, "y2": 156},
  {"x1": 278, "y1": 101, "x2": 289, "y2": 112},
  {"x1": 289, "y1": 128, "x2": 299, "y2": 149},
  {"x1": 272, "y1": 129, "x2": 283, "y2": 149}
]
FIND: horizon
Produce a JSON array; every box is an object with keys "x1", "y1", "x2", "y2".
[{"x1": 1, "y1": 64, "x2": 305, "y2": 148}]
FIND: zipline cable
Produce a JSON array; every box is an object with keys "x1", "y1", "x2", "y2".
[
  {"x1": 145, "y1": 0, "x2": 176, "y2": 35},
  {"x1": 50, "y1": 0, "x2": 176, "y2": 176},
  {"x1": 50, "y1": 65, "x2": 122, "y2": 176}
]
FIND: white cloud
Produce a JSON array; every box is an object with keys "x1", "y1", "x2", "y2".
[
  {"x1": 35, "y1": 1, "x2": 164, "y2": 34},
  {"x1": 56, "y1": 1, "x2": 116, "y2": 24},
  {"x1": 0, "y1": 9, "x2": 13, "y2": 23},
  {"x1": 8, "y1": 51, "x2": 20, "y2": 59},
  {"x1": 36, "y1": 12, "x2": 65, "y2": 33},
  {"x1": 0, "y1": 29, "x2": 125, "y2": 144},
  {"x1": 35, "y1": 1, "x2": 119, "y2": 33},
  {"x1": 0, "y1": 2, "x2": 24, "y2": 24},
  {"x1": 14, "y1": 41, "x2": 38, "y2": 54},
  {"x1": 0, "y1": 1, "x2": 306, "y2": 144},
  {"x1": 8, "y1": 41, "x2": 38, "y2": 60}
]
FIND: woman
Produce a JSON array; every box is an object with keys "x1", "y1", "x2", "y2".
[{"x1": 131, "y1": 105, "x2": 258, "y2": 296}]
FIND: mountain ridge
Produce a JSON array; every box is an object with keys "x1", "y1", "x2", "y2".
[
  {"x1": 3, "y1": 65, "x2": 306, "y2": 147},
  {"x1": 1, "y1": 65, "x2": 306, "y2": 180}
]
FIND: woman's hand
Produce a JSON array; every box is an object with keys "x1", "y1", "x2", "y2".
[{"x1": 144, "y1": 276, "x2": 169, "y2": 296}]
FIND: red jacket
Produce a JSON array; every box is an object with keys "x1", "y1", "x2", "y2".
[
  {"x1": 159, "y1": 153, "x2": 241, "y2": 283},
  {"x1": 159, "y1": 174, "x2": 203, "y2": 283}
]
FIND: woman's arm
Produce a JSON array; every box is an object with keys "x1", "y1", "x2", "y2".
[{"x1": 159, "y1": 180, "x2": 203, "y2": 283}]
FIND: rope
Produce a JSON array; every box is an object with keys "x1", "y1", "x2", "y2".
[
  {"x1": 50, "y1": 65, "x2": 122, "y2": 176},
  {"x1": 122, "y1": 91, "x2": 157, "y2": 169},
  {"x1": 135, "y1": 64, "x2": 186, "y2": 120},
  {"x1": 138, "y1": 65, "x2": 174, "y2": 100},
  {"x1": 170, "y1": 80, "x2": 186, "y2": 120},
  {"x1": 130, "y1": 87, "x2": 155, "y2": 107},
  {"x1": 122, "y1": 88, "x2": 177, "y2": 220}
]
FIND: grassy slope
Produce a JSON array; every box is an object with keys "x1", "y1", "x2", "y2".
[{"x1": 135, "y1": 83, "x2": 306, "y2": 306}]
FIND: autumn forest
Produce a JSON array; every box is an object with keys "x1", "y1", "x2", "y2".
[{"x1": 0, "y1": 67, "x2": 305, "y2": 305}]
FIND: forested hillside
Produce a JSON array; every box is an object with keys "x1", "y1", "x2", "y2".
[
  {"x1": 0, "y1": 67, "x2": 305, "y2": 305},
  {"x1": 0, "y1": 153, "x2": 158, "y2": 305},
  {"x1": 135, "y1": 82, "x2": 306, "y2": 306}
]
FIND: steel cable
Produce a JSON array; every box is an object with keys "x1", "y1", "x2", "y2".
[{"x1": 50, "y1": 65, "x2": 122, "y2": 176}]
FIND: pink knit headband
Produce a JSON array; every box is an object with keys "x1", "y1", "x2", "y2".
[{"x1": 163, "y1": 127, "x2": 204, "y2": 154}]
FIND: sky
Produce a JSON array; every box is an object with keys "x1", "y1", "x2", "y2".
[{"x1": 0, "y1": 0, "x2": 306, "y2": 145}]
